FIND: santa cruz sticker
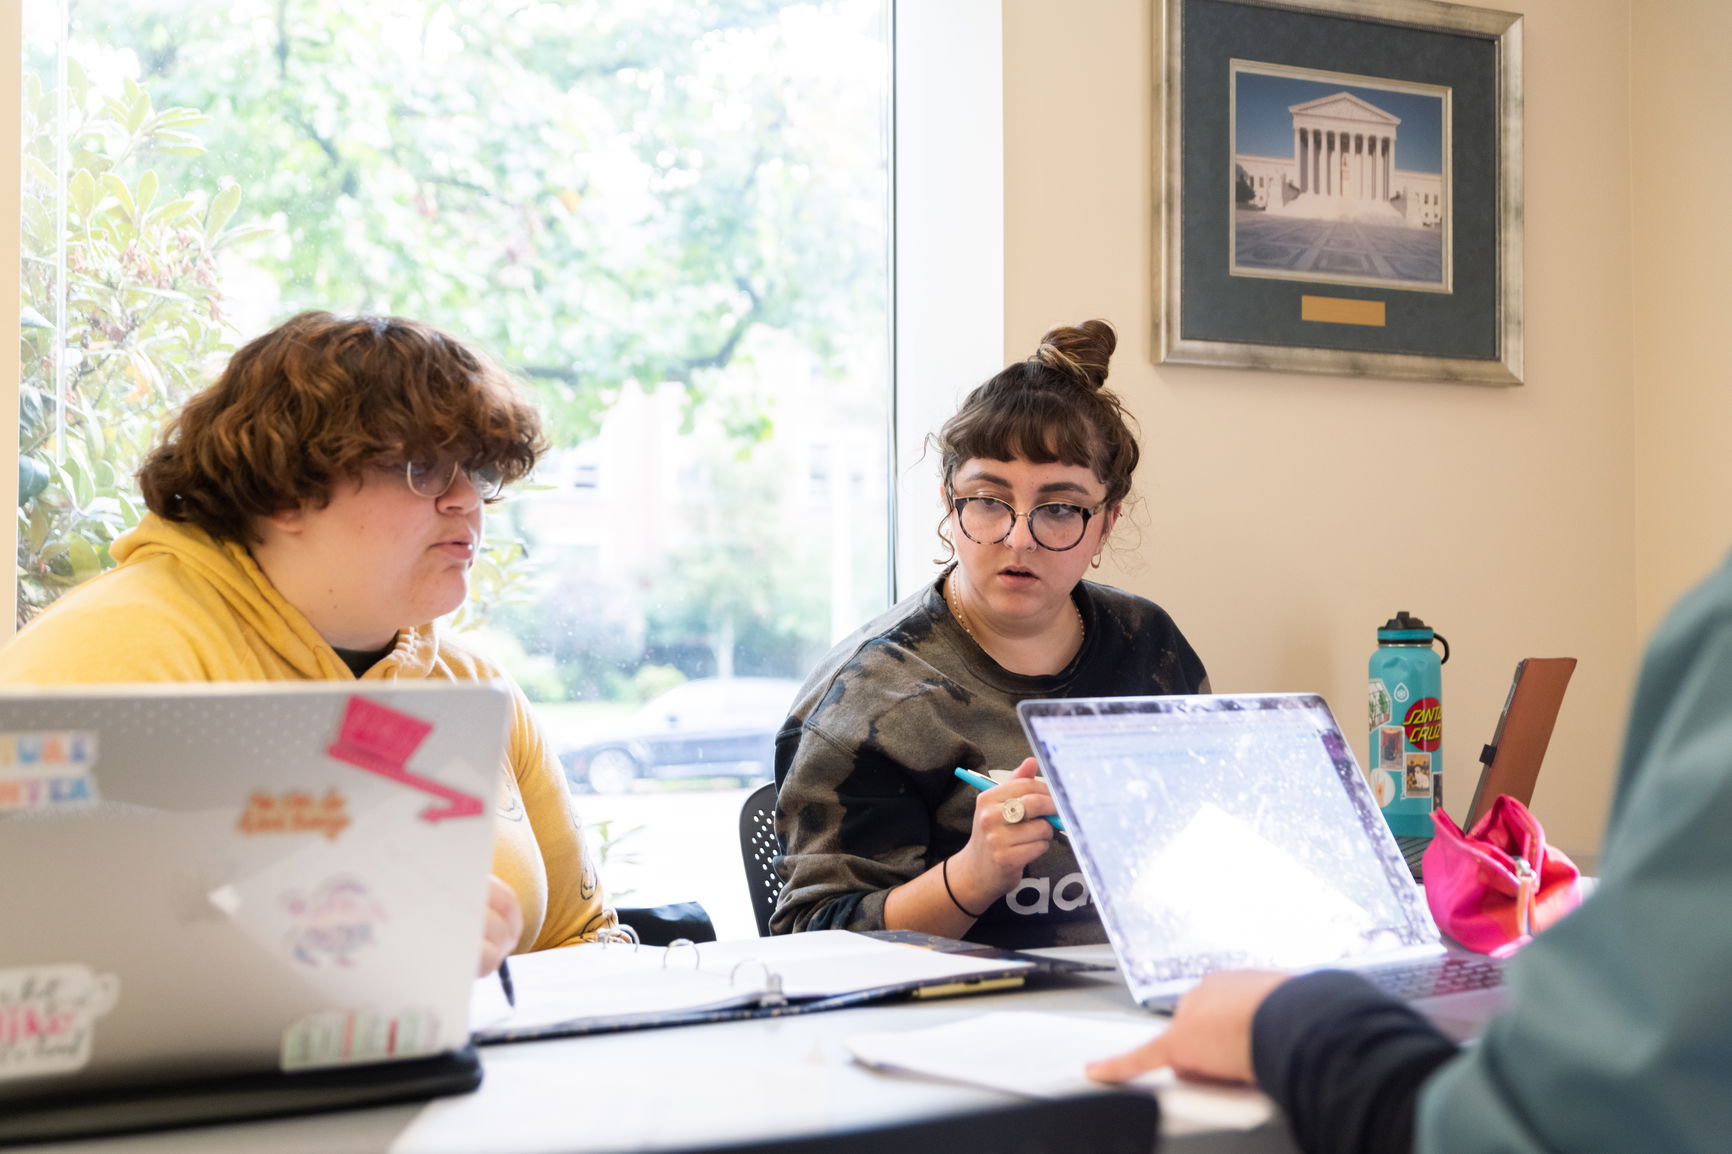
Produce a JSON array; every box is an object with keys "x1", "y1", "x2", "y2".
[{"x1": 1402, "y1": 697, "x2": 1442, "y2": 753}]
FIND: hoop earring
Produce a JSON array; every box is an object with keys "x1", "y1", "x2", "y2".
[{"x1": 1090, "y1": 552, "x2": 1103, "y2": 569}]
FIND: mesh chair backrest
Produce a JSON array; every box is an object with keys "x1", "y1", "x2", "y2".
[{"x1": 738, "y1": 781, "x2": 783, "y2": 937}]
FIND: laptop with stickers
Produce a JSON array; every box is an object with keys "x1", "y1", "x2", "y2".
[
  {"x1": 1018, "y1": 693, "x2": 1506, "y2": 1040},
  {"x1": 0, "y1": 681, "x2": 508, "y2": 1140}
]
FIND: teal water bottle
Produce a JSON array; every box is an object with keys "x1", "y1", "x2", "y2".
[{"x1": 1366, "y1": 611, "x2": 1449, "y2": 840}]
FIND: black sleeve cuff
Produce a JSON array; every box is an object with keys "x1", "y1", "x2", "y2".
[{"x1": 1251, "y1": 970, "x2": 1461, "y2": 1154}]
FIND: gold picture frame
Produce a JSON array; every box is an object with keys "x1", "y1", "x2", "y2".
[{"x1": 1156, "y1": 0, "x2": 1523, "y2": 384}]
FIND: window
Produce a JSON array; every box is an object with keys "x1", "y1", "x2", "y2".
[{"x1": 17, "y1": 0, "x2": 892, "y2": 936}]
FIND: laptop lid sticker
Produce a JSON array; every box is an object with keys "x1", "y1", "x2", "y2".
[
  {"x1": 280, "y1": 1005, "x2": 443, "y2": 1072},
  {"x1": 283, "y1": 875, "x2": 388, "y2": 968},
  {"x1": 236, "y1": 787, "x2": 353, "y2": 840},
  {"x1": 0, "y1": 731, "x2": 100, "y2": 813},
  {"x1": 0, "y1": 964, "x2": 119, "y2": 1082},
  {"x1": 327, "y1": 696, "x2": 485, "y2": 823}
]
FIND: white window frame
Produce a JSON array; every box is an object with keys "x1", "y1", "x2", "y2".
[{"x1": 890, "y1": 0, "x2": 1003, "y2": 601}]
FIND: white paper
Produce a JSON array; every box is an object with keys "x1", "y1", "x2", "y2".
[
  {"x1": 686, "y1": 930, "x2": 1033, "y2": 998},
  {"x1": 392, "y1": 1049, "x2": 833, "y2": 1153},
  {"x1": 845, "y1": 1011, "x2": 1274, "y2": 1134}
]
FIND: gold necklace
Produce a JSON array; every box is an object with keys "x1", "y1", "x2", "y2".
[
  {"x1": 946, "y1": 570, "x2": 1084, "y2": 646},
  {"x1": 947, "y1": 569, "x2": 978, "y2": 641}
]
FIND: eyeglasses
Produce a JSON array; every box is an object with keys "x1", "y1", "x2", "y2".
[
  {"x1": 950, "y1": 494, "x2": 1105, "y2": 552},
  {"x1": 403, "y1": 456, "x2": 507, "y2": 501}
]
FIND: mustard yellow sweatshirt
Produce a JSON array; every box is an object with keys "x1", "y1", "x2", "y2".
[{"x1": 0, "y1": 514, "x2": 614, "y2": 952}]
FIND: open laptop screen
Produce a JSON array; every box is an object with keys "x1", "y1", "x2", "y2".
[{"x1": 1019, "y1": 694, "x2": 1437, "y2": 1001}]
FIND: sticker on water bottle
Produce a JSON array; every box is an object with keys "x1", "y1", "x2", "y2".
[
  {"x1": 1403, "y1": 752, "x2": 1433, "y2": 799},
  {"x1": 1401, "y1": 697, "x2": 1443, "y2": 751},
  {"x1": 1377, "y1": 725, "x2": 1404, "y2": 769},
  {"x1": 1368, "y1": 680, "x2": 1393, "y2": 729}
]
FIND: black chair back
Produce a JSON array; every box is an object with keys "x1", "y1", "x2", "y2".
[{"x1": 738, "y1": 781, "x2": 783, "y2": 936}]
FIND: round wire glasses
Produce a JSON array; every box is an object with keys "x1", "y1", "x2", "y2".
[
  {"x1": 950, "y1": 494, "x2": 1104, "y2": 552},
  {"x1": 404, "y1": 456, "x2": 507, "y2": 501}
]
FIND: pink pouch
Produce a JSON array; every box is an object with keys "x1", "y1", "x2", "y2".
[{"x1": 1422, "y1": 794, "x2": 1584, "y2": 957}]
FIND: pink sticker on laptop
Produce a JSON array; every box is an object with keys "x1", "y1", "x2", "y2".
[
  {"x1": 327, "y1": 697, "x2": 485, "y2": 823},
  {"x1": 328, "y1": 697, "x2": 432, "y2": 775}
]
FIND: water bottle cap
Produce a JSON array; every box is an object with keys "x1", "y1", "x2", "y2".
[{"x1": 1377, "y1": 610, "x2": 1433, "y2": 642}]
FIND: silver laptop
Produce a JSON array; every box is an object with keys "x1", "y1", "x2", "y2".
[
  {"x1": 1018, "y1": 693, "x2": 1505, "y2": 1040},
  {"x1": 0, "y1": 681, "x2": 508, "y2": 1130}
]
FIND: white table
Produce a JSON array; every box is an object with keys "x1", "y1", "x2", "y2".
[{"x1": 22, "y1": 949, "x2": 1296, "y2": 1154}]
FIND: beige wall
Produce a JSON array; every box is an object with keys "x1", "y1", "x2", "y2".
[
  {"x1": 1632, "y1": 0, "x2": 1732, "y2": 638},
  {"x1": 1003, "y1": 0, "x2": 1659, "y2": 860}
]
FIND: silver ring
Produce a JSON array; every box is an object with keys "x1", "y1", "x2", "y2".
[{"x1": 1000, "y1": 797, "x2": 1026, "y2": 825}]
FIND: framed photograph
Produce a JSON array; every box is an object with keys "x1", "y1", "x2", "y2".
[{"x1": 1156, "y1": 0, "x2": 1523, "y2": 383}]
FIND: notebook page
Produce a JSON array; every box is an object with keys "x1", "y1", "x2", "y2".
[{"x1": 846, "y1": 1011, "x2": 1273, "y2": 1134}]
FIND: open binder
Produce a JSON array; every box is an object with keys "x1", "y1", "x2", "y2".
[{"x1": 472, "y1": 930, "x2": 1107, "y2": 1044}]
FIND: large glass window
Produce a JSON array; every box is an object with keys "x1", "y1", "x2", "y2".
[{"x1": 18, "y1": 0, "x2": 891, "y2": 937}]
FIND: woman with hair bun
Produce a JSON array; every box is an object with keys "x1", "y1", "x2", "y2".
[{"x1": 771, "y1": 320, "x2": 1208, "y2": 948}]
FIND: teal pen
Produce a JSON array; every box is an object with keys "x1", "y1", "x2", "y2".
[{"x1": 952, "y1": 766, "x2": 1066, "y2": 833}]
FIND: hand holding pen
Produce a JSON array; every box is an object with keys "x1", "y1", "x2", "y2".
[
  {"x1": 954, "y1": 766, "x2": 1066, "y2": 835},
  {"x1": 935, "y1": 758, "x2": 1062, "y2": 921}
]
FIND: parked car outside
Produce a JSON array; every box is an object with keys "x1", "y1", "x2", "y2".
[{"x1": 560, "y1": 677, "x2": 803, "y2": 794}]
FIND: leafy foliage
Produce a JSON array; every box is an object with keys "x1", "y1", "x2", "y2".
[
  {"x1": 16, "y1": 64, "x2": 265, "y2": 625},
  {"x1": 74, "y1": 0, "x2": 887, "y2": 444},
  {"x1": 16, "y1": 64, "x2": 538, "y2": 630},
  {"x1": 21, "y1": 0, "x2": 890, "y2": 690}
]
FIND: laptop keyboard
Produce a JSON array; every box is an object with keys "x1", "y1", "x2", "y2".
[{"x1": 1365, "y1": 955, "x2": 1504, "y2": 1000}]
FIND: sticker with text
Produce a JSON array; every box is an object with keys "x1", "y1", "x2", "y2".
[
  {"x1": 326, "y1": 697, "x2": 484, "y2": 822},
  {"x1": 237, "y1": 788, "x2": 351, "y2": 840},
  {"x1": 0, "y1": 731, "x2": 99, "y2": 813},
  {"x1": 283, "y1": 876, "x2": 386, "y2": 967},
  {"x1": 280, "y1": 1006, "x2": 441, "y2": 1071},
  {"x1": 0, "y1": 964, "x2": 120, "y2": 1082},
  {"x1": 1401, "y1": 697, "x2": 1442, "y2": 753}
]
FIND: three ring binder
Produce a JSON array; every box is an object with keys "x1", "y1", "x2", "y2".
[{"x1": 472, "y1": 930, "x2": 1103, "y2": 1045}]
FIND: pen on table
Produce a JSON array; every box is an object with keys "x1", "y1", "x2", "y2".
[
  {"x1": 497, "y1": 956, "x2": 516, "y2": 1008},
  {"x1": 952, "y1": 766, "x2": 1066, "y2": 834}
]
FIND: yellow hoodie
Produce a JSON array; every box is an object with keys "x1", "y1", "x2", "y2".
[{"x1": 0, "y1": 514, "x2": 614, "y2": 951}]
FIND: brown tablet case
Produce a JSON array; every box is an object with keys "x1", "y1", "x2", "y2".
[{"x1": 1466, "y1": 657, "x2": 1577, "y2": 829}]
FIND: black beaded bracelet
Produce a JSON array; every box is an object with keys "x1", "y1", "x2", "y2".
[{"x1": 941, "y1": 856, "x2": 986, "y2": 919}]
